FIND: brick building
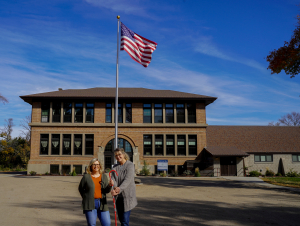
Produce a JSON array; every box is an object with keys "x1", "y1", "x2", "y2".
[
  {"x1": 20, "y1": 88, "x2": 300, "y2": 176},
  {"x1": 20, "y1": 87, "x2": 217, "y2": 175}
]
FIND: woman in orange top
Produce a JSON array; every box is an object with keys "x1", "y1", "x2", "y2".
[{"x1": 79, "y1": 158, "x2": 114, "y2": 226}]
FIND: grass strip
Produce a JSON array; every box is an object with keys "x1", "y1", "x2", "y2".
[{"x1": 262, "y1": 177, "x2": 300, "y2": 188}]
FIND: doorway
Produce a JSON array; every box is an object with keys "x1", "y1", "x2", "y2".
[{"x1": 220, "y1": 157, "x2": 237, "y2": 176}]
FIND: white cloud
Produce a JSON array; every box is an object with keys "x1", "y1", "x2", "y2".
[{"x1": 195, "y1": 36, "x2": 266, "y2": 72}]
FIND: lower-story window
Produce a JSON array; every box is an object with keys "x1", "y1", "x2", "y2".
[
  {"x1": 143, "y1": 135, "x2": 152, "y2": 156},
  {"x1": 73, "y1": 165, "x2": 82, "y2": 175},
  {"x1": 254, "y1": 154, "x2": 273, "y2": 162},
  {"x1": 74, "y1": 134, "x2": 82, "y2": 155},
  {"x1": 292, "y1": 154, "x2": 300, "y2": 162},
  {"x1": 40, "y1": 134, "x2": 49, "y2": 155},
  {"x1": 51, "y1": 134, "x2": 60, "y2": 155},
  {"x1": 177, "y1": 135, "x2": 186, "y2": 155},
  {"x1": 50, "y1": 165, "x2": 59, "y2": 174},
  {"x1": 62, "y1": 165, "x2": 71, "y2": 175}
]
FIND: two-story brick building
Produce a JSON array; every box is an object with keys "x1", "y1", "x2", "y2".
[{"x1": 20, "y1": 87, "x2": 217, "y2": 175}]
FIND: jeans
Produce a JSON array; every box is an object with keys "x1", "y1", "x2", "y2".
[
  {"x1": 116, "y1": 197, "x2": 131, "y2": 226},
  {"x1": 84, "y1": 199, "x2": 111, "y2": 226}
]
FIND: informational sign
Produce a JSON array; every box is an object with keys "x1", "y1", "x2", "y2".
[{"x1": 157, "y1": 160, "x2": 168, "y2": 171}]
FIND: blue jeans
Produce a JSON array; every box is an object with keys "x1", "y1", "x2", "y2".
[
  {"x1": 84, "y1": 199, "x2": 111, "y2": 226},
  {"x1": 116, "y1": 197, "x2": 131, "y2": 226}
]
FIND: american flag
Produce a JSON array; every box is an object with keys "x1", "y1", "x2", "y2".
[{"x1": 120, "y1": 22, "x2": 157, "y2": 68}]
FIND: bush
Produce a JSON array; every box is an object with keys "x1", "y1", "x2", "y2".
[
  {"x1": 249, "y1": 171, "x2": 261, "y2": 177},
  {"x1": 183, "y1": 170, "x2": 192, "y2": 175},
  {"x1": 160, "y1": 172, "x2": 167, "y2": 177},
  {"x1": 171, "y1": 170, "x2": 178, "y2": 177},
  {"x1": 195, "y1": 167, "x2": 201, "y2": 177},
  {"x1": 69, "y1": 169, "x2": 77, "y2": 176},
  {"x1": 29, "y1": 171, "x2": 36, "y2": 176},
  {"x1": 286, "y1": 169, "x2": 299, "y2": 177},
  {"x1": 265, "y1": 169, "x2": 275, "y2": 177},
  {"x1": 140, "y1": 160, "x2": 151, "y2": 176},
  {"x1": 275, "y1": 173, "x2": 282, "y2": 176},
  {"x1": 45, "y1": 171, "x2": 49, "y2": 175}
]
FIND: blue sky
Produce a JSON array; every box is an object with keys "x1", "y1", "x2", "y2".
[{"x1": 1, "y1": 0, "x2": 300, "y2": 138}]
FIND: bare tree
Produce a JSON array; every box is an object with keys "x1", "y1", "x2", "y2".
[
  {"x1": 1, "y1": 118, "x2": 14, "y2": 141},
  {"x1": 268, "y1": 112, "x2": 300, "y2": 126},
  {"x1": 20, "y1": 115, "x2": 31, "y2": 142},
  {"x1": 0, "y1": 93, "x2": 8, "y2": 104}
]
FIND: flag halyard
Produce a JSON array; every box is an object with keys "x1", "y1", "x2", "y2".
[{"x1": 120, "y1": 22, "x2": 157, "y2": 67}]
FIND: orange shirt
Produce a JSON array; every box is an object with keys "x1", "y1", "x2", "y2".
[{"x1": 91, "y1": 174, "x2": 102, "y2": 199}]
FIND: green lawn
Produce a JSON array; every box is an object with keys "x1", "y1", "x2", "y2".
[{"x1": 262, "y1": 177, "x2": 300, "y2": 188}]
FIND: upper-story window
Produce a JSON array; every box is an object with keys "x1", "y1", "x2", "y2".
[
  {"x1": 125, "y1": 104, "x2": 132, "y2": 123},
  {"x1": 154, "y1": 104, "x2": 163, "y2": 123},
  {"x1": 52, "y1": 102, "x2": 61, "y2": 123},
  {"x1": 143, "y1": 104, "x2": 152, "y2": 123},
  {"x1": 176, "y1": 104, "x2": 185, "y2": 123},
  {"x1": 40, "y1": 134, "x2": 49, "y2": 155},
  {"x1": 63, "y1": 102, "x2": 72, "y2": 123},
  {"x1": 86, "y1": 103, "x2": 94, "y2": 123},
  {"x1": 85, "y1": 134, "x2": 94, "y2": 155},
  {"x1": 51, "y1": 134, "x2": 60, "y2": 155},
  {"x1": 75, "y1": 103, "x2": 83, "y2": 123},
  {"x1": 188, "y1": 135, "x2": 197, "y2": 155},
  {"x1": 118, "y1": 103, "x2": 123, "y2": 123},
  {"x1": 62, "y1": 134, "x2": 71, "y2": 155},
  {"x1": 106, "y1": 103, "x2": 112, "y2": 123},
  {"x1": 41, "y1": 103, "x2": 50, "y2": 122},
  {"x1": 165, "y1": 104, "x2": 174, "y2": 123},
  {"x1": 187, "y1": 104, "x2": 196, "y2": 123}
]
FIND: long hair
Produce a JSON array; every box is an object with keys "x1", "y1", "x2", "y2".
[
  {"x1": 114, "y1": 148, "x2": 129, "y2": 161},
  {"x1": 86, "y1": 158, "x2": 103, "y2": 175}
]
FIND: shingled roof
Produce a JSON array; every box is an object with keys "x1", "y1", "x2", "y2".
[
  {"x1": 207, "y1": 126, "x2": 300, "y2": 154},
  {"x1": 20, "y1": 87, "x2": 217, "y2": 105},
  {"x1": 205, "y1": 146, "x2": 249, "y2": 157}
]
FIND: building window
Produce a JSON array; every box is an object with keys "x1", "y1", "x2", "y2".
[
  {"x1": 292, "y1": 154, "x2": 300, "y2": 162},
  {"x1": 63, "y1": 102, "x2": 72, "y2": 123},
  {"x1": 75, "y1": 103, "x2": 83, "y2": 123},
  {"x1": 106, "y1": 103, "x2": 112, "y2": 123},
  {"x1": 85, "y1": 134, "x2": 94, "y2": 155},
  {"x1": 41, "y1": 103, "x2": 50, "y2": 122},
  {"x1": 154, "y1": 104, "x2": 163, "y2": 123},
  {"x1": 187, "y1": 104, "x2": 196, "y2": 123},
  {"x1": 155, "y1": 135, "x2": 163, "y2": 155},
  {"x1": 40, "y1": 134, "x2": 49, "y2": 155},
  {"x1": 52, "y1": 102, "x2": 61, "y2": 123},
  {"x1": 176, "y1": 104, "x2": 185, "y2": 123},
  {"x1": 254, "y1": 154, "x2": 273, "y2": 162},
  {"x1": 143, "y1": 104, "x2": 152, "y2": 123},
  {"x1": 62, "y1": 134, "x2": 71, "y2": 155},
  {"x1": 62, "y1": 165, "x2": 71, "y2": 175},
  {"x1": 143, "y1": 135, "x2": 152, "y2": 155},
  {"x1": 125, "y1": 104, "x2": 132, "y2": 123},
  {"x1": 74, "y1": 134, "x2": 82, "y2": 155},
  {"x1": 86, "y1": 103, "x2": 94, "y2": 123},
  {"x1": 166, "y1": 135, "x2": 175, "y2": 155},
  {"x1": 188, "y1": 135, "x2": 197, "y2": 155},
  {"x1": 165, "y1": 104, "x2": 174, "y2": 123},
  {"x1": 118, "y1": 103, "x2": 123, "y2": 123},
  {"x1": 73, "y1": 165, "x2": 82, "y2": 174},
  {"x1": 50, "y1": 165, "x2": 59, "y2": 174},
  {"x1": 51, "y1": 134, "x2": 60, "y2": 155},
  {"x1": 177, "y1": 135, "x2": 186, "y2": 155}
]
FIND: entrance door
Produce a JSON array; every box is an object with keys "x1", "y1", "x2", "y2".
[
  {"x1": 104, "y1": 138, "x2": 133, "y2": 170},
  {"x1": 220, "y1": 157, "x2": 237, "y2": 176}
]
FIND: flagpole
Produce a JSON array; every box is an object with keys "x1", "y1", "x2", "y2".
[{"x1": 114, "y1": 15, "x2": 120, "y2": 164}]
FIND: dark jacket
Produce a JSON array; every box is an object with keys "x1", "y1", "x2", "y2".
[
  {"x1": 112, "y1": 161, "x2": 137, "y2": 212},
  {"x1": 78, "y1": 173, "x2": 112, "y2": 213}
]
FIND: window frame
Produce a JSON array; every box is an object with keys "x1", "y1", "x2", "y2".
[
  {"x1": 176, "y1": 104, "x2": 185, "y2": 123},
  {"x1": 166, "y1": 135, "x2": 175, "y2": 156},
  {"x1": 85, "y1": 134, "x2": 94, "y2": 155},
  {"x1": 177, "y1": 135, "x2": 186, "y2": 156},
  {"x1": 106, "y1": 103, "x2": 112, "y2": 123},
  {"x1": 125, "y1": 103, "x2": 132, "y2": 123},
  {"x1": 143, "y1": 135, "x2": 152, "y2": 156},
  {"x1": 52, "y1": 102, "x2": 61, "y2": 123},
  {"x1": 63, "y1": 102, "x2": 72, "y2": 123},
  {"x1": 254, "y1": 154, "x2": 273, "y2": 162},
  {"x1": 292, "y1": 154, "x2": 300, "y2": 162},
  {"x1": 154, "y1": 104, "x2": 163, "y2": 123},
  {"x1": 188, "y1": 135, "x2": 197, "y2": 156},
  {"x1": 85, "y1": 103, "x2": 94, "y2": 123},
  {"x1": 51, "y1": 134, "x2": 60, "y2": 155},
  {"x1": 187, "y1": 103, "x2": 196, "y2": 123},
  {"x1": 40, "y1": 134, "x2": 49, "y2": 155},
  {"x1": 143, "y1": 104, "x2": 152, "y2": 123},
  {"x1": 74, "y1": 134, "x2": 83, "y2": 155},
  {"x1": 62, "y1": 134, "x2": 71, "y2": 155},
  {"x1": 165, "y1": 104, "x2": 174, "y2": 123},
  {"x1": 41, "y1": 102, "x2": 50, "y2": 123},
  {"x1": 155, "y1": 135, "x2": 164, "y2": 155}
]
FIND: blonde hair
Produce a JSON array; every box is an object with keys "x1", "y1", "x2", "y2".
[
  {"x1": 114, "y1": 148, "x2": 129, "y2": 161},
  {"x1": 87, "y1": 158, "x2": 103, "y2": 175}
]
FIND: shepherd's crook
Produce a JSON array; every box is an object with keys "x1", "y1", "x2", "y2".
[{"x1": 109, "y1": 169, "x2": 118, "y2": 226}]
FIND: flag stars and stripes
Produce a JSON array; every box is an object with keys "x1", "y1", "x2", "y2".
[{"x1": 120, "y1": 22, "x2": 157, "y2": 68}]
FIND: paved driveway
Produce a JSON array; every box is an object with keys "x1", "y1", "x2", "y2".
[{"x1": 0, "y1": 174, "x2": 299, "y2": 226}]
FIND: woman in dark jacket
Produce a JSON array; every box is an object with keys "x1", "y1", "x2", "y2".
[{"x1": 78, "y1": 158, "x2": 113, "y2": 226}]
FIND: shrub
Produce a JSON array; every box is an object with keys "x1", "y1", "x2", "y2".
[
  {"x1": 171, "y1": 170, "x2": 178, "y2": 177},
  {"x1": 45, "y1": 171, "x2": 49, "y2": 175},
  {"x1": 275, "y1": 173, "x2": 282, "y2": 176},
  {"x1": 183, "y1": 170, "x2": 192, "y2": 175},
  {"x1": 195, "y1": 167, "x2": 201, "y2": 177},
  {"x1": 69, "y1": 169, "x2": 77, "y2": 176},
  {"x1": 140, "y1": 160, "x2": 151, "y2": 176},
  {"x1": 160, "y1": 172, "x2": 167, "y2": 177},
  {"x1": 249, "y1": 171, "x2": 261, "y2": 177},
  {"x1": 265, "y1": 169, "x2": 275, "y2": 177},
  {"x1": 105, "y1": 168, "x2": 111, "y2": 173},
  {"x1": 286, "y1": 169, "x2": 299, "y2": 177},
  {"x1": 29, "y1": 171, "x2": 36, "y2": 176}
]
